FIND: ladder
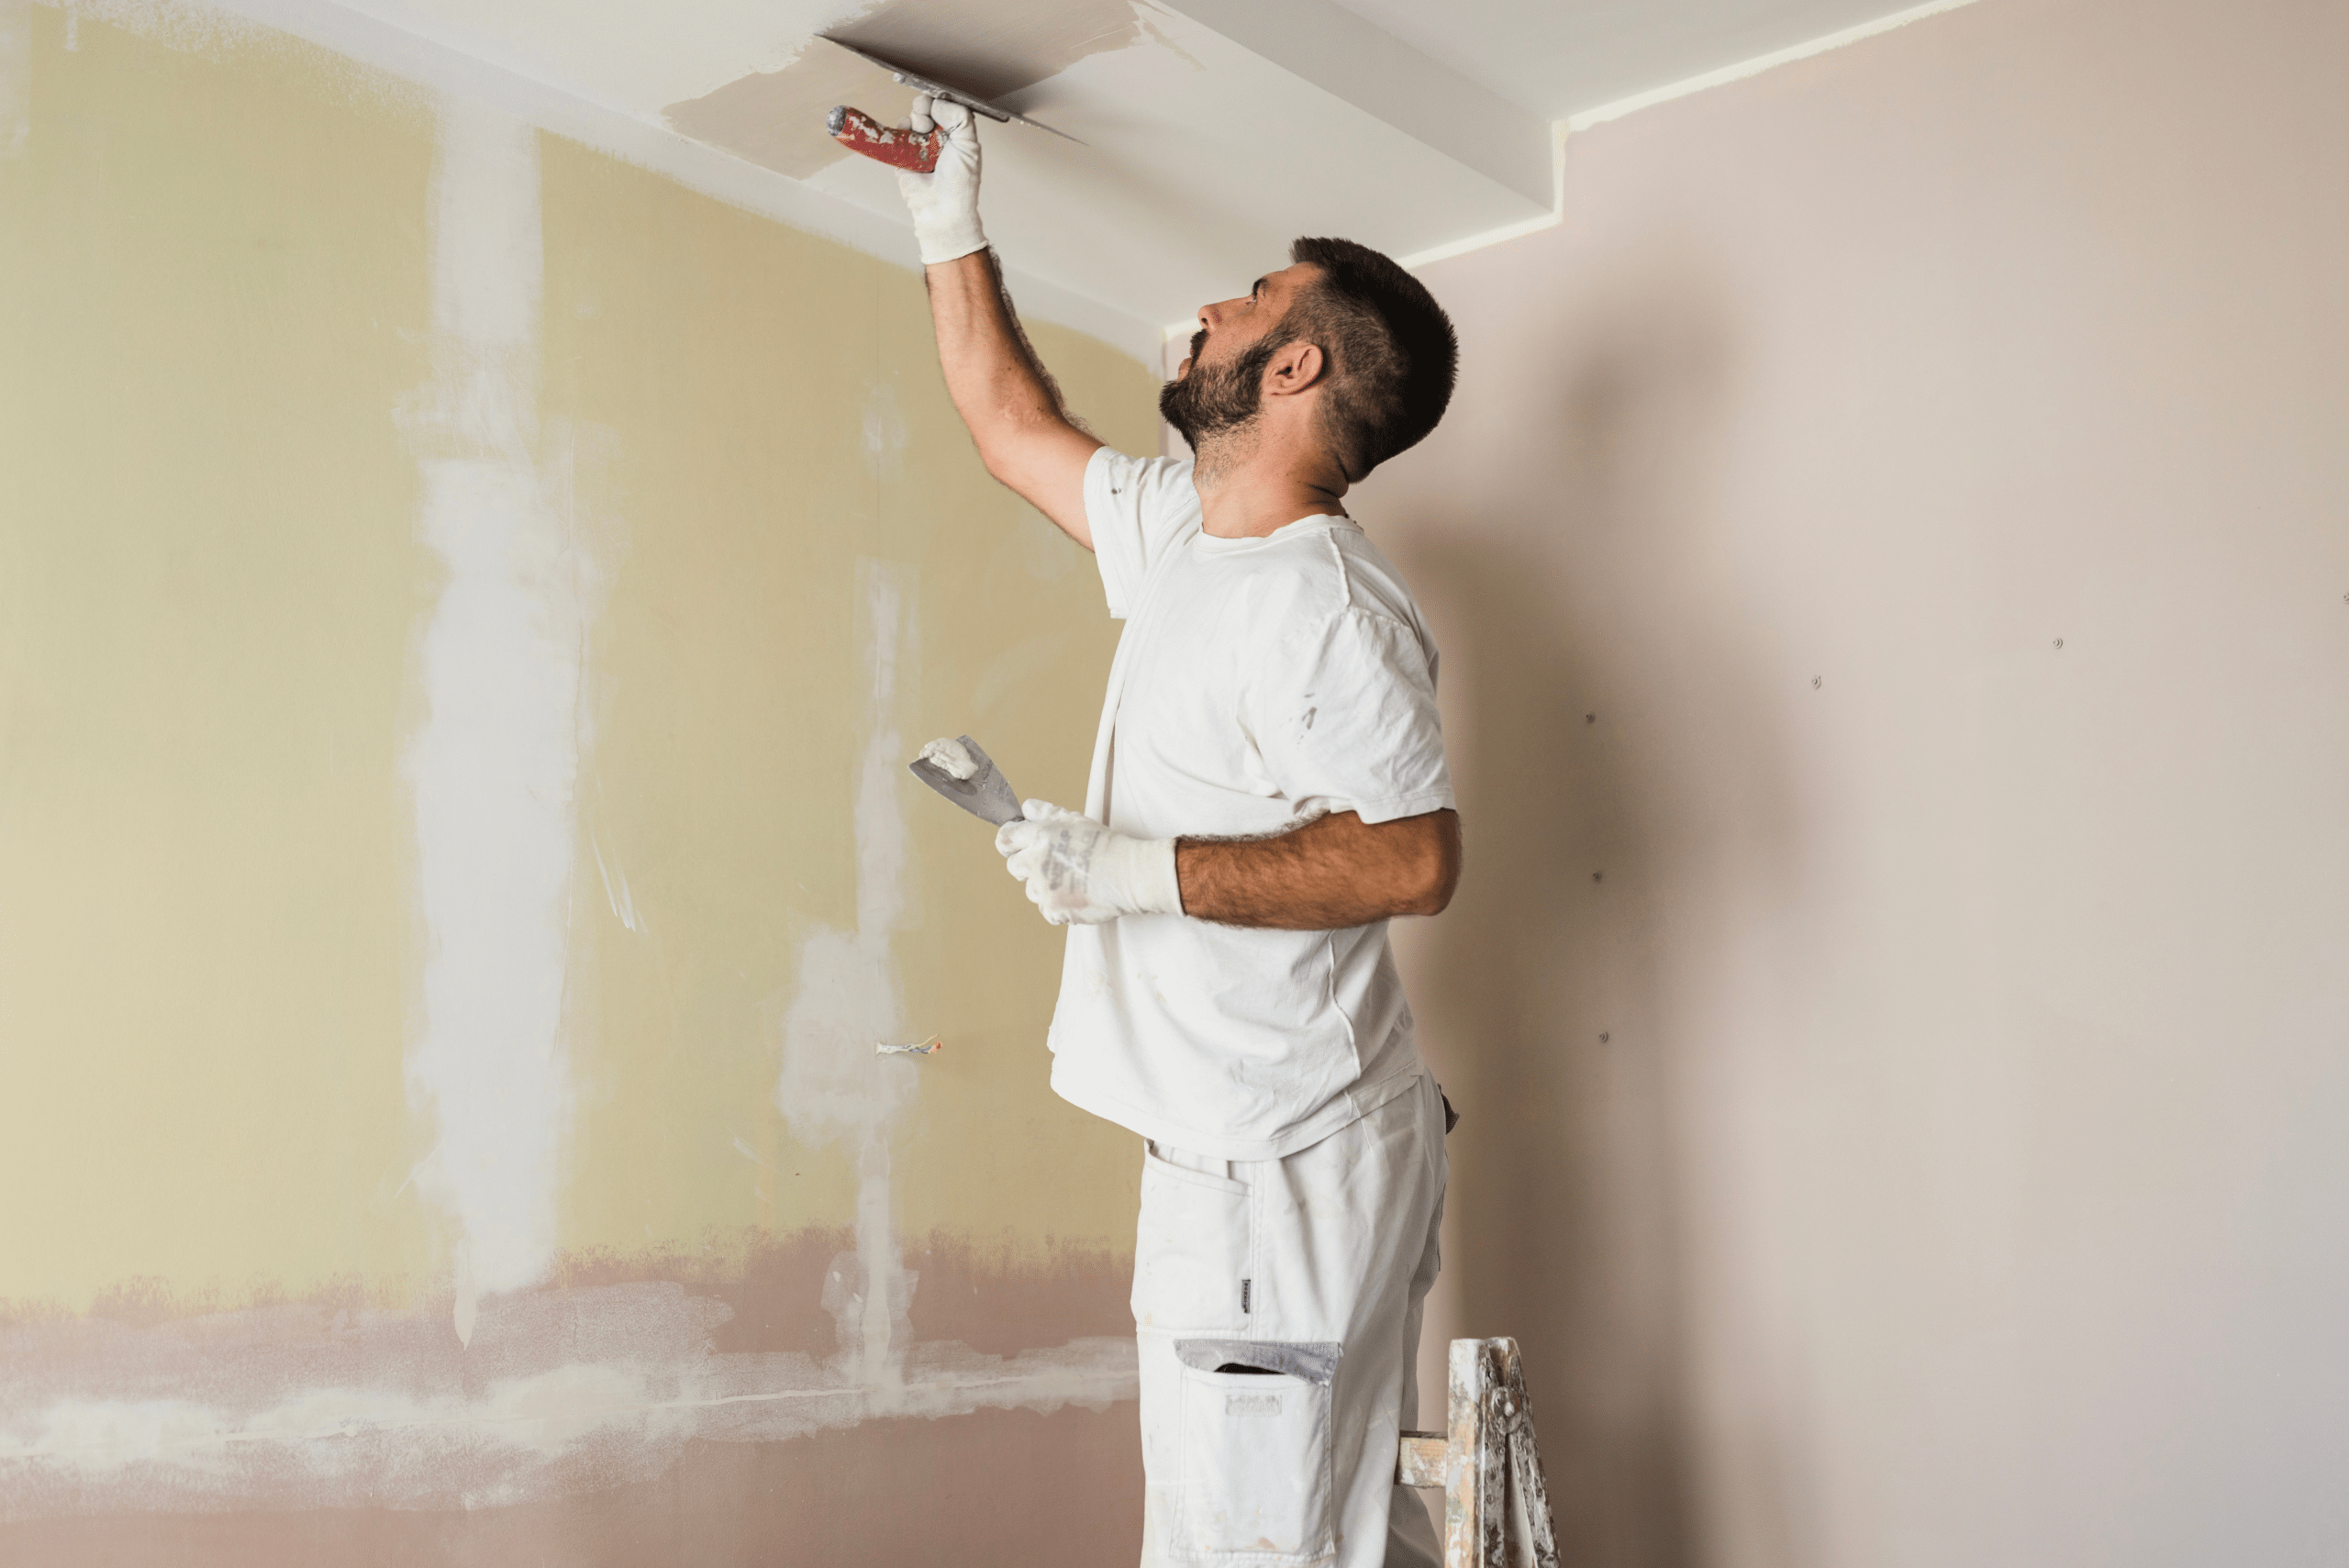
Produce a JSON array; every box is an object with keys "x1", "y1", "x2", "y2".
[{"x1": 1397, "y1": 1338, "x2": 1560, "y2": 1568}]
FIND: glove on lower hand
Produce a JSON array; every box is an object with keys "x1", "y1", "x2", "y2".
[
  {"x1": 996, "y1": 801, "x2": 1183, "y2": 926},
  {"x1": 896, "y1": 95, "x2": 986, "y2": 266}
]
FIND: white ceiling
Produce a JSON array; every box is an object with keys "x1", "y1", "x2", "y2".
[{"x1": 298, "y1": 0, "x2": 1941, "y2": 343}]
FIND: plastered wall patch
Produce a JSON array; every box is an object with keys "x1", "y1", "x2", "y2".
[
  {"x1": 400, "y1": 98, "x2": 592, "y2": 1341},
  {"x1": 0, "y1": 1283, "x2": 1136, "y2": 1518},
  {"x1": 777, "y1": 561, "x2": 922, "y2": 1391}
]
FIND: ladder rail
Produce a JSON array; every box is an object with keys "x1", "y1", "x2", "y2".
[{"x1": 1397, "y1": 1337, "x2": 1560, "y2": 1568}]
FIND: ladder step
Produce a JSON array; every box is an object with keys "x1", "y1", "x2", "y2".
[{"x1": 1397, "y1": 1430, "x2": 1449, "y2": 1488}]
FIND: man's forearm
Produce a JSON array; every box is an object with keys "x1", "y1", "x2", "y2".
[{"x1": 1175, "y1": 809, "x2": 1461, "y2": 930}]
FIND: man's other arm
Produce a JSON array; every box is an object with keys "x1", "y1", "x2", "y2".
[
  {"x1": 924, "y1": 253, "x2": 1102, "y2": 549},
  {"x1": 1176, "y1": 808, "x2": 1461, "y2": 929}
]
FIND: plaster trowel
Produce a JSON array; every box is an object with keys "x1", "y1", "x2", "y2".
[
  {"x1": 822, "y1": 36, "x2": 1083, "y2": 174},
  {"x1": 907, "y1": 736, "x2": 1026, "y2": 828}
]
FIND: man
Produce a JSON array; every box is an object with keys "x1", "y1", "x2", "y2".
[{"x1": 901, "y1": 96, "x2": 1462, "y2": 1568}]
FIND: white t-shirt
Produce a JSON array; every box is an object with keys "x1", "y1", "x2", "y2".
[{"x1": 1044, "y1": 447, "x2": 1455, "y2": 1160}]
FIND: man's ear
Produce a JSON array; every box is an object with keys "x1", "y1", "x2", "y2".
[{"x1": 1263, "y1": 339, "x2": 1327, "y2": 397}]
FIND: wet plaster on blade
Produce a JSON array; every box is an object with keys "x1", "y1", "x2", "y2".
[{"x1": 662, "y1": 0, "x2": 1151, "y2": 180}]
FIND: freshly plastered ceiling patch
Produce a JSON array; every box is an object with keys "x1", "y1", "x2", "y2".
[{"x1": 663, "y1": 0, "x2": 1152, "y2": 179}]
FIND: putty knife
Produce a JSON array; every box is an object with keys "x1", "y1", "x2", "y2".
[
  {"x1": 822, "y1": 36, "x2": 1083, "y2": 175},
  {"x1": 907, "y1": 736, "x2": 1026, "y2": 828}
]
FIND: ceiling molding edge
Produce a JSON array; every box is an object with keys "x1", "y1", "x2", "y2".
[
  {"x1": 1382, "y1": 0, "x2": 1987, "y2": 285},
  {"x1": 1153, "y1": 0, "x2": 1553, "y2": 209},
  {"x1": 1563, "y1": 0, "x2": 1985, "y2": 131}
]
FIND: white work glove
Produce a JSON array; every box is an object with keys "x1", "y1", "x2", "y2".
[
  {"x1": 896, "y1": 95, "x2": 986, "y2": 266},
  {"x1": 996, "y1": 801, "x2": 1183, "y2": 926}
]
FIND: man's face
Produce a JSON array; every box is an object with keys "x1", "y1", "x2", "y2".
[{"x1": 1159, "y1": 264, "x2": 1320, "y2": 449}]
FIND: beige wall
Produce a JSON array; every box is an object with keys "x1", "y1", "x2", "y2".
[
  {"x1": 1371, "y1": 0, "x2": 2349, "y2": 1563},
  {"x1": 1, "y1": 5, "x2": 1158, "y2": 1558}
]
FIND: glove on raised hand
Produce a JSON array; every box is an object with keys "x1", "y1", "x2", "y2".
[
  {"x1": 896, "y1": 95, "x2": 986, "y2": 266},
  {"x1": 996, "y1": 800, "x2": 1183, "y2": 926}
]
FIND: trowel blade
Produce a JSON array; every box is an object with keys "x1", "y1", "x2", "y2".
[
  {"x1": 907, "y1": 735, "x2": 1025, "y2": 828},
  {"x1": 819, "y1": 36, "x2": 1086, "y2": 145}
]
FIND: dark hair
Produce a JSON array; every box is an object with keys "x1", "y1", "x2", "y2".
[{"x1": 1281, "y1": 237, "x2": 1459, "y2": 480}]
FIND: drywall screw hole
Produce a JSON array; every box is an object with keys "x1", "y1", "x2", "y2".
[
  {"x1": 1585, "y1": 713, "x2": 1596, "y2": 724},
  {"x1": 2054, "y1": 638, "x2": 2065, "y2": 650},
  {"x1": 1591, "y1": 871, "x2": 1602, "y2": 883},
  {"x1": 1598, "y1": 1032, "x2": 1610, "y2": 1043},
  {"x1": 1811, "y1": 676, "x2": 1822, "y2": 689}
]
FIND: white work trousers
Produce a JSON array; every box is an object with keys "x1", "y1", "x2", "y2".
[{"x1": 1133, "y1": 1073, "x2": 1449, "y2": 1568}]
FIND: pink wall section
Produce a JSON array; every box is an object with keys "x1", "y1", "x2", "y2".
[{"x1": 1370, "y1": 0, "x2": 2349, "y2": 1563}]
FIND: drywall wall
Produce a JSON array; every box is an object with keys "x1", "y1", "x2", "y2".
[
  {"x1": 1364, "y1": 0, "x2": 2349, "y2": 1564},
  {"x1": 0, "y1": 4, "x2": 1163, "y2": 1559}
]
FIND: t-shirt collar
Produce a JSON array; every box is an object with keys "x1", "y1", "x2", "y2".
[{"x1": 1190, "y1": 512, "x2": 1353, "y2": 554}]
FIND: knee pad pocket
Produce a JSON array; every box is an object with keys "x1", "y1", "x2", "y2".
[{"x1": 1169, "y1": 1339, "x2": 1341, "y2": 1564}]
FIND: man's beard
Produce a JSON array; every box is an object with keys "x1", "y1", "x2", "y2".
[{"x1": 1160, "y1": 329, "x2": 1279, "y2": 451}]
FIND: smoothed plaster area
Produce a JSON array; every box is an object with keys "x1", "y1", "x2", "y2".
[
  {"x1": 0, "y1": 1246, "x2": 1133, "y2": 1518},
  {"x1": 664, "y1": 0, "x2": 1150, "y2": 180}
]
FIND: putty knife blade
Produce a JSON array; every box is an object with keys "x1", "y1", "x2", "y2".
[{"x1": 907, "y1": 735, "x2": 1024, "y2": 827}]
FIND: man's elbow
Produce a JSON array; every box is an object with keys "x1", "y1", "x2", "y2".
[
  {"x1": 1396, "y1": 812, "x2": 1463, "y2": 918},
  {"x1": 971, "y1": 430, "x2": 1019, "y2": 487},
  {"x1": 972, "y1": 418, "x2": 1055, "y2": 494}
]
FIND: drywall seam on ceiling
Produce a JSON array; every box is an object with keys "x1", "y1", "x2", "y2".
[
  {"x1": 1379, "y1": 0, "x2": 1984, "y2": 281},
  {"x1": 44, "y1": 0, "x2": 1161, "y2": 363}
]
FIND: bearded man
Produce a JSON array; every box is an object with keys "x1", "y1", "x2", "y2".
[{"x1": 901, "y1": 96, "x2": 1464, "y2": 1568}]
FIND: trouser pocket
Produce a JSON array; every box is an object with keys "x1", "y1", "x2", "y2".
[
  {"x1": 1133, "y1": 1146, "x2": 1252, "y2": 1331},
  {"x1": 1172, "y1": 1339, "x2": 1340, "y2": 1563}
]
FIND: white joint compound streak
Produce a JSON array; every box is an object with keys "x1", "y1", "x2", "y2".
[
  {"x1": 401, "y1": 99, "x2": 588, "y2": 1340},
  {"x1": 777, "y1": 562, "x2": 921, "y2": 1392}
]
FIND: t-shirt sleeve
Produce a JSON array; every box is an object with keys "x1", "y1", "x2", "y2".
[
  {"x1": 1085, "y1": 447, "x2": 1201, "y2": 619},
  {"x1": 1244, "y1": 605, "x2": 1455, "y2": 826}
]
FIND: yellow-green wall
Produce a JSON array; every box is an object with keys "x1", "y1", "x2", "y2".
[{"x1": 0, "y1": 6, "x2": 1152, "y2": 1314}]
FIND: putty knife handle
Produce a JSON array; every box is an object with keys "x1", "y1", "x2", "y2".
[{"x1": 826, "y1": 105, "x2": 941, "y2": 172}]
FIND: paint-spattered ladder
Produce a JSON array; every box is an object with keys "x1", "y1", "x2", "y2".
[{"x1": 1397, "y1": 1339, "x2": 1560, "y2": 1568}]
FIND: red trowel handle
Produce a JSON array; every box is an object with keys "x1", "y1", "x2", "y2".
[{"x1": 826, "y1": 106, "x2": 941, "y2": 173}]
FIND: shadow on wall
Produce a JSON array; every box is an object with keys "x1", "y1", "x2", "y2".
[{"x1": 1386, "y1": 243, "x2": 1802, "y2": 1568}]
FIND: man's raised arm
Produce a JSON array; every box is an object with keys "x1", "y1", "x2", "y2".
[{"x1": 900, "y1": 98, "x2": 1102, "y2": 548}]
